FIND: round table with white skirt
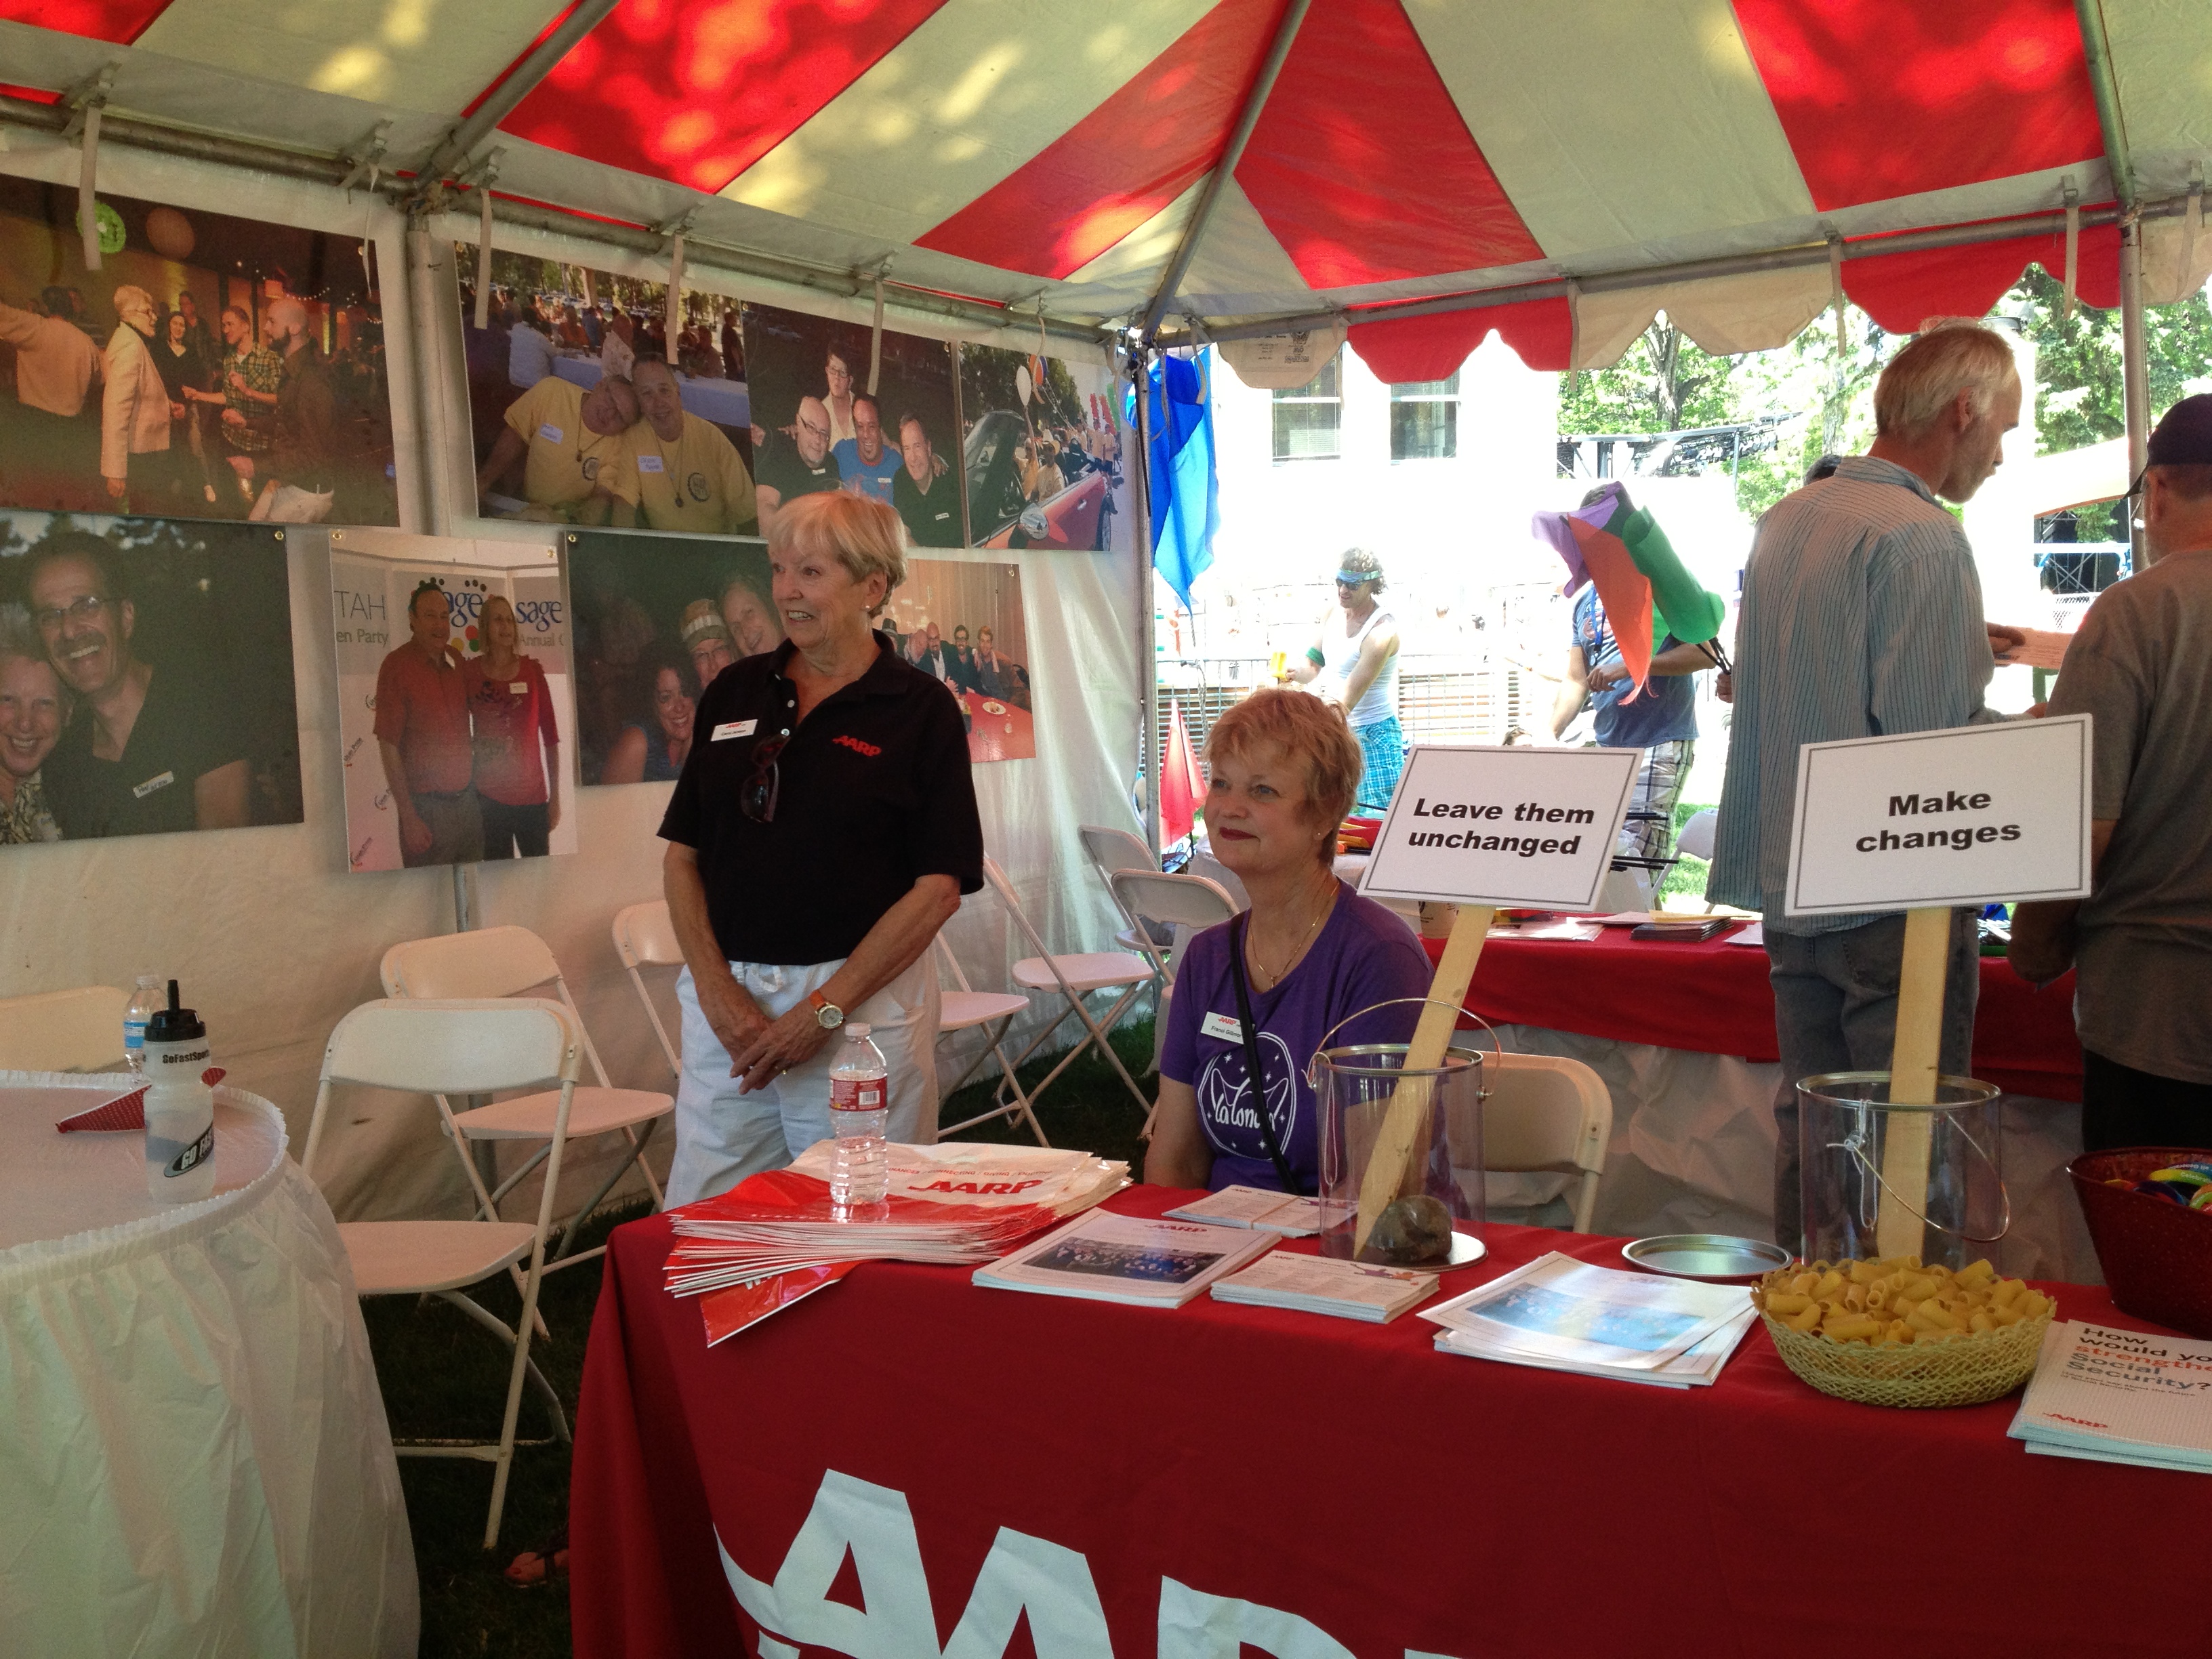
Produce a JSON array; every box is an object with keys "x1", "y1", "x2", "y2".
[{"x1": 0, "y1": 1070, "x2": 417, "y2": 1656}]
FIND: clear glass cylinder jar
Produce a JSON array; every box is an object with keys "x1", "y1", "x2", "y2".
[
  {"x1": 1797, "y1": 1071, "x2": 2007, "y2": 1270},
  {"x1": 1314, "y1": 1040, "x2": 1485, "y2": 1265}
]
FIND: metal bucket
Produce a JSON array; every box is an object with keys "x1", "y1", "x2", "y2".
[
  {"x1": 1797, "y1": 1071, "x2": 2008, "y2": 1270},
  {"x1": 1308, "y1": 1000, "x2": 1492, "y2": 1267}
]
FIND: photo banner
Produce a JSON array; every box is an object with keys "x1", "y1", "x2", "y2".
[
  {"x1": 329, "y1": 533, "x2": 577, "y2": 871},
  {"x1": 883, "y1": 560, "x2": 1036, "y2": 765},
  {"x1": 455, "y1": 245, "x2": 755, "y2": 534},
  {"x1": 958, "y1": 342, "x2": 1130, "y2": 552},
  {"x1": 0, "y1": 174, "x2": 399, "y2": 527},
  {"x1": 0, "y1": 510, "x2": 302, "y2": 845}
]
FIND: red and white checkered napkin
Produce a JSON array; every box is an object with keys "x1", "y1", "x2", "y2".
[{"x1": 54, "y1": 1069, "x2": 226, "y2": 1132}]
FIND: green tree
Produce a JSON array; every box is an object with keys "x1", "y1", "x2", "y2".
[{"x1": 1559, "y1": 321, "x2": 1736, "y2": 434}]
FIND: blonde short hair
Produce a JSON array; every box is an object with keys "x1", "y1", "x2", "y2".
[
  {"x1": 771, "y1": 493, "x2": 907, "y2": 615},
  {"x1": 1206, "y1": 687, "x2": 1363, "y2": 863},
  {"x1": 1873, "y1": 320, "x2": 2018, "y2": 438}
]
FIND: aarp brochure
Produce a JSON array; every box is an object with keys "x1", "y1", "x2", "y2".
[
  {"x1": 1163, "y1": 1185, "x2": 1324, "y2": 1236},
  {"x1": 975, "y1": 1210, "x2": 1276, "y2": 1308},
  {"x1": 1421, "y1": 1252, "x2": 1751, "y2": 1370}
]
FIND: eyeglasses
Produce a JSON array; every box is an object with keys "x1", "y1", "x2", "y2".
[
  {"x1": 34, "y1": 594, "x2": 109, "y2": 633},
  {"x1": 741, "y1": 734, "x2": 787, "y2": 824}
]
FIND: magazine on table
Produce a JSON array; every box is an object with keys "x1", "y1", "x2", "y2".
[
  {"x1": 1163, "y1": 1185, "x2": 1324, "y2": 1236},
  {"x1": 2009, "y1": 1322, "x2": 2212, "y2": 1473},
  {"x1": 1431, "y1": 1305, "x2": 1757, "y2": 1387},
  {"x1": 1210, "y1": 1251, "x2": 1437, "y2": 1324},
  {"x1": 975, "y1": 1210, "x2": 1277, "y2": 1308},
  {"x1": 1420, "y1": 1252, "x2": 1754, "y2": 1378}
]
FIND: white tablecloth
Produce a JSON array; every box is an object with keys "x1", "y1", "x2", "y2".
[{"x1": 0, "y1": 1072, "x2": 417, "y2": 1656}]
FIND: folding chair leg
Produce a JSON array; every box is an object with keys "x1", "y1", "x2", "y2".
[
  {"x1": 551, "y1": 1118, "x2": 663, "y2": 1262},
  {"x1": 937, "y1": 1019, "x2": 1051, "y2": 1146},
  {"x1": 434, "y1": 1290, "x2": 571, "y2": 1445}
]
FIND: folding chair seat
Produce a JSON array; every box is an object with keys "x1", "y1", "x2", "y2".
[
  {"x1": 982, "y1": 857, "x2": 1154, "y2": 1119},
  {"x1": 301, "y1": 998, "x2": 582, "y2": 1548},
  {"x1": 932, "y1": 932, "x2": 1044, "y2": 1145},
  {"x1": 382, "y1": 926, "x2": 670, "y2": 1271}
]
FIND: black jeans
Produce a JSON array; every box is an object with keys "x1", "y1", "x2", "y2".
[
  {"x1": 479, "y1": 797, "x2": 550, "y2": 859},
  {"x1": 2081, "y1": 1050, "x2": 2212, "y2": 1153}
]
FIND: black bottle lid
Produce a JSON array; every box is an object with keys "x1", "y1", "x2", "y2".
[{"x1": 145, "y1": 978, "x2": 206, "y2": 1044}]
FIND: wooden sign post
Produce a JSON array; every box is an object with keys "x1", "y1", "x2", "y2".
[
  {"x1": 1357, "y1": 745, "x2": 1641, "y2": 1254},
  {"x1": 1785, "y1": 717, "x2": 2095, "y2": 1260}
]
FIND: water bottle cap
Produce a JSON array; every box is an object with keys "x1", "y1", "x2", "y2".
[
  {"x1": 145, "y1": 978, "x2": 206, "y2": 1044},
  {"x1": 847, "y1": 1023, "x2": 870, "y2": 1038},
  {"x1": 135, "y1": 974, "x2": 162, "y2": 988}
]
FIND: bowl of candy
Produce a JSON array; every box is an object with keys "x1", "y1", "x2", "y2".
[{"x1": 2068, "y1": 1148, "x2": 2212, "y2": 1338}]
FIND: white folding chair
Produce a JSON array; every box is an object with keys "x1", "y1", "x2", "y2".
[
  {"x1": 611, "y1": 900, "x2": 684, "y2": 1084},
  {"x1": 982, "y1": 857, "x2": 1155, "y2": 1120},
  {"x1": 0, "y1": 984, "x2": 126, "y2": 1071},
  {"x1": 930, "y1": 933, "x2": 1045, "y2": 1145},
  {"x1": 1108, "y1": 869, "x2": 1239, "y2": 1116},
  {"x1": 300, "y1": 998, "x2": 581, "y2": 1549},
  {"x1": 1480, "y1": 1052, "x2": 1614, "y2": 1233},
  {"x1": 1079, "y1": 822, "x2": 1170, "y2": 966},
  {"x1": 382, "y1": 926, "x2": 672, "y2": 1271}
]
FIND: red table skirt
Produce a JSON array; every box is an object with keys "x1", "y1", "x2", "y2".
[
  {"x1": 1426, "y1": 926, "x2": 2085, "y2": 1101},
  {"x1": 571, "y1": 1189, "x2": 2191, "y2": 1659}
]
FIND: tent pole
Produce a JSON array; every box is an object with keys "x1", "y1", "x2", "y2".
[
  {"x1": 414, "y1": 0, "x2": 623, "y2": 188},
  {"x1": 1138, "y1": 0, "x2": 1314, "y2": 346},
  {"x1": 2120, "y1": 218, "x2": 2152, "y2": 569},
  {"x1": 2074, "y1": 0, "x2": 2137, "y2": 214},
  {"x1": 1128, "y1": 344, "x2": 1162, "y2": 854}
]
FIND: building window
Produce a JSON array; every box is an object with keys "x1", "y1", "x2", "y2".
[
  {"x1": 1390, "y1": 372, "x2": 1458, "y2": 461},
  {"x1": 1271, "y1": 352, "x2": 1342, "y2": 461}
]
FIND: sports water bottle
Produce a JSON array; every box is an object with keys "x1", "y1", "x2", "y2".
[
  {"x1": 143, "y1": 979, "x2": 216, "y2": 1204},
  {"x1": 827, "y1": 1023, "x2": 890, "y2": 1210},
  {"x1": 123, "y1": 973, "x2": 163, "y2": 1073}
]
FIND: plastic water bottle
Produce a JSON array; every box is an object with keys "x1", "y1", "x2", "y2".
[
  {"x1": 143, "y1": 979, "x2": 216, "y2": 1204},
  {"x1": 123, "y1": 973, "x2": 163, "y2": 1073},
  {"x1": 827, "y1": 1023, "x2": 890, "y2": 1210}
]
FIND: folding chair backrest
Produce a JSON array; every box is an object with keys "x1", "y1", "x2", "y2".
[
  {"x1": 1079, "y1": 823, "x2": 1156, "y2": 880},
  {"x1": 1109, "y1": 870, "x2": 1237, "y2": 933},
  {"x1": 1481, "y1": 1052, "x2": 1613, "y2": 1233},
  {"x1": 981, "y1": 857, "x2": 1057, "y2": 964},
  {"x1": 611, "y1": 901, "x2": 684, "y2": 970},
  {"x1": 0, "y1": 983, "x2": 127, "y2": 1072},
  {"x1": 382, "y1": 924, "x2": 610, "y2": 1087},
  {"x1": 933, "y1": 933, "x2": 980, "y2": 996},
  {"x1": 1677, "y1": 807, "x2": 1719, "y2": 862}
]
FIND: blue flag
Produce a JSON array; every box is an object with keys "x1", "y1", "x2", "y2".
[{"x1": 1141, "y1": 350, "x2": 1218, "y2": 610}]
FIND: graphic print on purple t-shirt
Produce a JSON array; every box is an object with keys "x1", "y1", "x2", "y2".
[{"x1": 1161, "y1": 882, "x2": 1432, "y2": 1193}]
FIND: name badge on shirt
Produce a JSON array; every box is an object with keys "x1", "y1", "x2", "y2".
[
  {"x1": 509, "y1": 681, "x2": 527, "y2": 694},
  {"x1": 537, "y1": 423, "x2": 564, "y2": 443},
  {"x1": 712, "y1": 719, "x2": 757, "y2": 741},
  {"x1": 1200, "y1": 1010, "x2": 1246, "y2": 1044},
  {"x1": 133, "y1": 770, "x2": 176, "y2": 799},
  {"x1": 637, "y1": 454, "x2": 665, "y2": 473}
]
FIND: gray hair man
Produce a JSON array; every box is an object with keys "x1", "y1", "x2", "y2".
[{"x1": 1706, "y1": 319, "x2": 2030, "y2": 1253}]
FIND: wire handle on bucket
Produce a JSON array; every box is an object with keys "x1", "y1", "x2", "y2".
[
  {"x1": 1827, "y1": 1099, "x2": 2011, "y2": 1245},
  {"x1": 1304, "y1": 999, "x2": 1502, "y2": 1095}
]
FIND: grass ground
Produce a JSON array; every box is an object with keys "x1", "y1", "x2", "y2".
[
  {"x1": 367, "y1": 1015, "x2": 1160, "y2": 1658},
  {"x1": 1656, "y1": 800, "x2": 1717, "y2": 912}
]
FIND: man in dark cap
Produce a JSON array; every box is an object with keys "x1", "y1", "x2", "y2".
[{"x1": 2012, "y1": 393, "x2": 2212, "y2": 1147}]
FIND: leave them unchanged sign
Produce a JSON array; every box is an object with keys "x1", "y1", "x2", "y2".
[
  {"x1": 1362, "y1": 745, "x2": 1640, "y2": 909},
  {"x1": 1784, "y1": 714, "x2": 2093, "y2": 917}
]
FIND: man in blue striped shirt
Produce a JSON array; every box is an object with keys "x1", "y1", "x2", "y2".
[{"x1": 1708, "y1": 322, "x2": 2026, "y2": 1251}]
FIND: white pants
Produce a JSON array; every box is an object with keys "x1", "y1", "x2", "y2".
[{"x1": 666, "y1": 953, "x2": 941, "y2": 1207}]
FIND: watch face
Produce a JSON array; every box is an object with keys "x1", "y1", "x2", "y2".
[{"x1": 817, "y1": 1003, "x2": 843, "y2": 1028}]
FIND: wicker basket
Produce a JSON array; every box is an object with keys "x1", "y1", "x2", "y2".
[
  {"x1": 2068, "y1": 1147, "x2": 2212, "y2": 1339},
  {"x1": 1758, "y1": 1303, "x2": 2051, "y2": 1409}
]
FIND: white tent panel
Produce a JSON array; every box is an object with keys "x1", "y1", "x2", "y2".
[
  {"x1": 1660, "y1": 264, "x2": 1835, "y2": 358},
  {"x1": 2107, "y1": 0, "x2": 2212, "y2": 196}
]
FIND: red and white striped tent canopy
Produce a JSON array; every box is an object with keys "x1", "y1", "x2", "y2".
[{"x1": 5, "y1": 0, "x2": 2211, "y2": 380}]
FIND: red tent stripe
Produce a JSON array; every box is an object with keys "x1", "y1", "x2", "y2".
[
  {"x1": 1348, "y1": 293, "x2": 1572, "y2": 384},
  {"x1": 0, "y1": 0, "x2": 171, "y2": 41},
  {"x1": 1234, "y1": 0, "x2": 1543, "y2": 288},
  {"x1": 916, "y1": 0, "x2": 1292, "y2": 281},
  {"x1": 1733, "y1": 0, "x2": 2102, "y2": 213},
  {"x1": 499, "y1": 0, "x2": 948, "y2": 195},
  {"x1": 1843, "y1": 220, "x2": 2120, "y2": 333}
]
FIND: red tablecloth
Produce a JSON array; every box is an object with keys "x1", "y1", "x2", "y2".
[
  {"x1": 1428, "y1": 927, "x2": 2085, "y2": 1101},
  {"x1": 571, "y1": 1189, "x2": 2192, "y2": 1659}
]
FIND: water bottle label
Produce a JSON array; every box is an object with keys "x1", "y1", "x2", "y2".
[
  {"x1": 124, "y1": 1019, "x2": 147, "y2": 1052},
  {"x1": 831, "y1": 1076, "x2": 884, "y2": 1111},
  {"x1": 165, "y1": 1123, "x2": 213, "y2": 1178}
]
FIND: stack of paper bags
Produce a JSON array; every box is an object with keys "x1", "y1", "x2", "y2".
[{"x1": 667, "y1": 1143, "x2": 1127, "y2": 1344}]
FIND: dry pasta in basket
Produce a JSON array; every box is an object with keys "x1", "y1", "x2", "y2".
[{"x1": 1752, "y1": 1256, "x2": 2051, "y2": 1347}]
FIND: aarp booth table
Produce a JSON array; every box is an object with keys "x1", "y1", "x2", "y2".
[
  {"x1": 571, "y1": 1188, "x2": 2196, "y2": 1659},
  {"x1": 0, "y1": 1072, "x2": 416, "y2": 1656}
]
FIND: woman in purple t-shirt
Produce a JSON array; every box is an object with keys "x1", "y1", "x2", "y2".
[{"x1": 1149, "y1": 689, "x2": 1431, "y2": 1194}]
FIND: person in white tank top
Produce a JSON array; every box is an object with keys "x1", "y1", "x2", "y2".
[{"x1": 1277, "y1": 548, "x2": 1404, "y2": 811}]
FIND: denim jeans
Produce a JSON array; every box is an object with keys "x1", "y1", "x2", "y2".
[{"x1": 1764, "y1": 909, "x2": 1979, "y2": 1253}]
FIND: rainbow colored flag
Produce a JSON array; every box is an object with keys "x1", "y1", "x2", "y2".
[{"x1": 1531, "y1": 483, "x2": 1725, "y2": 694}]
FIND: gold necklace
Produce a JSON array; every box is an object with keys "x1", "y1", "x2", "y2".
[{"x1": 1250, "y1": 880, "x2": 1336, "y2": 989}]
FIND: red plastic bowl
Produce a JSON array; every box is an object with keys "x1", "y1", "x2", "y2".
[{"x1": 2068, "y1": 1147, "x2": 2212, "y2": 1338}]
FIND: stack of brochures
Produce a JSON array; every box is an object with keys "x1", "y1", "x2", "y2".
[
  {"x1": 2009, "y1": 1322, "x2": 2212, "y2": 1473},
  {"x1": 1418, "y1": 1252, "x2": 1757, "y2": 1387},
  {"x1": 975, "y1": 1208, "x2": 1277, "y2": 1308},
  {"x1": 1162, "y1": 1185, "x2": 1324, "y2": 1236},
  {"x1": 1210, "y1": 1251, "x2": 1438, "y2": 1324}
]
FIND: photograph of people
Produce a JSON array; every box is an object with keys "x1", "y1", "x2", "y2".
[
  {"x1": 892, "y1": 410, "x2": 962, "y2": 546},
  {"x1": 1145, "y1": 689, "x2": 1430, "y2": 1193},
  {"x1": 152, "y1": 306, "x2": 218, "y2": 510},
  {"x1": 1275, "y1": 548, "x2": 1404, "y2": 812},
  {"x1": 835, "y1": 394, "x2": 900, "y2": 503},
  {"x1": 960, "y1": 342, "x2": 1123, "y2": 550},
  {"x1": 374, "y1": 581, "x2": 480, "y2": 866},
  {"x1": 753, "y1": 394, "x2": 839, "y2": 536},
  {"x1": 607, "y1": 356, "x2": 758, "y2": 535},
  {"x1": 462, "y1": 593, "x2": 561, "y2": 859},
  {"x1": 0, "y1": 286, "x2": 103, "y2": 510},
  {"x1": 26, "y1": 532, "x2": 251, "y2": 837},
  {"x1": 244, "y1": 298, "x2": 340, "y2": 525},
  {"x1": 190, "y1": 304, "x2": 281, "y2": 512},
  {"x1": 657, "y1": 491, "x2": 983, "y2": 1203},
  {"x1": 680, "y1": 598, "x2": 735, "y2": 689},
  {"x1": 718, "y1": 571, "x2": 783, "y2": 659},
  {"x1": 970, "y1": 623, "x2": 1025, "y2": 706},
  {"x1": 100, "y1": 284, "x2": 172, "y2": 512},
  {"x1": 0, "y1": 606, "x2": 64, "y2": 844},
  {"x1": 474, "y1": 369, "x2": 638, "y2": 524},
  {"x1": 602, "y1": 649, "x2": 695, "y2": 785}
]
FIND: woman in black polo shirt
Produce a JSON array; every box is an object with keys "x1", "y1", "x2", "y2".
[{"x1": 659, "y1": 491, "x2": 984, "y2": 1204}]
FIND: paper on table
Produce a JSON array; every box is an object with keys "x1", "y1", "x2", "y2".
[
  {"x1": 2009, "y1": 1322, "x2": 2212, "y2": 1467},
  {"x1": 975, "y1": 1209, "x2": 1275, "y2": 1307},
  {"x1": 1725, "y1": 920, "x2": 1765, "y2": 947},
  {"x1": 1421, "y1": 1251, "x2": 1751, "y2": 1369},
  {"x1": 1164, "y1": 1185, "x2": 1324, "y2": 1235}
]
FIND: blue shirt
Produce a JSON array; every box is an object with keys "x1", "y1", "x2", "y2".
[
  {"x1": 1572, "y1": 588, "x2": 1698, "y2": 749},
  {"x1": 1706, "y1": 455, "x2": 1996, "y2": 933},
  {"x1": 834, "y1": 438, "x2": 901, "y2": 504},
  {"x1": 507, "y1": 323, "x2": 555, "y2": 390}
]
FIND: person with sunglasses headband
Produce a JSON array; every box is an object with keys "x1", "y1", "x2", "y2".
[
  {"x1": 1275, "y1": 547, "x2": 1403, "y2": 811},
  {"x1": 657, "y1": 491, "x2": 983, "y2": 1204}
]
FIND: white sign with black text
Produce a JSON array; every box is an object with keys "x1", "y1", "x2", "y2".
[
  {"x1": 1362, "y1": 745, "x2": 1640, "y2": 909},
  {"x1": 1784, "y1": 715, "x2": 2093, "y2": 917}
]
